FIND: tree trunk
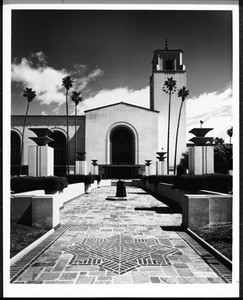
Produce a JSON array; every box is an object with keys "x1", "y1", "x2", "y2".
[
  {"x1": 20, "y1": 101, "x2": 30, "y2": 175},
  {"x1": 74, "y1": 104, "x2": 77, "y2": 174},
  {"x1": 167, "y1": 92, "x2": 172, "y2": 174},
  {"x1": 66, "y1": 89, "x2": 69, "y2": 174},
  {"x1": 173, "y1": 100, "x2": 184, "y2": 175}
]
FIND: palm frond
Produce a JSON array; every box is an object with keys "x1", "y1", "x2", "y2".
[
  {"x1": 163, "y1": 77, "x2": 177, "y2": 92},
  {"x1": 62, "y1": 76, "x2": 74, "y2": 90},
  {"x1": 23, "y1": 87, "x2": 36, "y2": 102},
  {"x1": 177, "y1": 86, "x2": 189, "y2": 100},
  {"x1": 71, "y1": 91, "x2": 83, "y2": 106}
]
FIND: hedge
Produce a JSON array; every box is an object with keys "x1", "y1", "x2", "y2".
[
  {"x1": 11, "y1": 176, "x2": 68, "y2": 194},
  {"x1": 172, "y1": 173, "x2": 232, "y2": 193},
  {"x1": 141, "y1": 173, "x2": 232, "y2": 193},
  {"x1": 66, "y1": 174, "x2": 97, "y2": 184},
  {"x1": 147, "y1": 175, "x2": 175, "y2": 184}
]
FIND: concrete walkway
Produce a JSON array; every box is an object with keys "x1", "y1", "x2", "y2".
[{"x1": 10, "y1": 185, "x2": 231, "y2": 285}]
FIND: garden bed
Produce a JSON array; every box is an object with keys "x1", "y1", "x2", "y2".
[
  {"x1": 10, "y1": 221, "x2": 48, "y2": 258},
  {"x1": 194, "y1": 223, "x2": 232, "y2": 260}
]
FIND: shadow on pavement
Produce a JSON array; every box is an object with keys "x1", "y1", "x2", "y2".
[
  {"x1": 128, "y1": 192, "x2": 148, "y2": 195},
  {"x1": 134, "y1": 206, "x2": 181, "y2": 214}
]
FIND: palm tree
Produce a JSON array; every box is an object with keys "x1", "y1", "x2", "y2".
[
  {"x1": 227, "y1": 126, "x2": 233, "y2": 144},
  {"x1": 70, "y1": 91, "x2": 83, "y2": 174},
  {"x1": 173, "y1": 86, "x2": 189, "y2": 175},
  {"x1": 20, "y1": 87, "x2": 36, "y2": 175},
  {"x1": 162, "y1": 77, "x2": 177, "y2": 174},
  {"x1": 62, "y1": 76, "x2": 73, "y2": 174}
]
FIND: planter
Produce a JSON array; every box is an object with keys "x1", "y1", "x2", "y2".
[
  {"x1": 182, "y1": 194, "x2": 232, "y2": 230},
  {"x1": 32, "y1": 196, "x2": 60, "y2": 229}
]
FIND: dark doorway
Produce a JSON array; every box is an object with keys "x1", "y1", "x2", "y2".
[
  {"x1": 110, "y1": 127, "x2": 135, "y2": 165},
  {"x1": 11, "y1": 131, "x2": 21, "y2": 175},
  {"x1": 49, "y1": 131, "x2": 66, "y2": 175}
]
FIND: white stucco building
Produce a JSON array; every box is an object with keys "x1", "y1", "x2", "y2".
[{"x1": 11, "y1": 45, "x2": 187, "y2": 178}]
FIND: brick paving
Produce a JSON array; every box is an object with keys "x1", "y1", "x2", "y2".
[{"x1": 10, "y1": 185, "x2": 231, "y2": 284}]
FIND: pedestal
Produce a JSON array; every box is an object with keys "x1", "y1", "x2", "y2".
[
  {"x1": 75, "y1": 161, "x2": 87, "y2": 175},
  {"x1": 28, "y1": 145, "x2": 53, "y2": 177},
  {"x1": 92, "y1": 165, "x2": 99, "y2": 175},
  {"x1": 156, "y1": 161, "x2": 167, "y2": 175},
  {"x1": 145, "y1": 165, "x2": 151, "y2": 176},
  {"x1": 189, "y1": 146, "x2": 214, "y2": 175}
]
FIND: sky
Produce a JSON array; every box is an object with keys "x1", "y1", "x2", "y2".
[{"x1": 10, "y1": 8, "x2": 234, "y2": 142}]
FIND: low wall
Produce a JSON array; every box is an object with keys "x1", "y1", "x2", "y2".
[
  {"x1": 136, "y1": 180, "x2": 232, "y2": 230},
  {"x1": 182, "y1": 194, "x2": 232, "y2": 230},
  {"x1": 11, "y1": 181, "x2": 98, "y2": 229},
  {"x1": 32, "y1": 196, "x2": 60, "y2": 229},
  {"x1": 55, "y1": 182, "x2": 85, "y2": 207},
  {"x1": 99, "y1": 179, "x2": 112, "y2": 187},
  {"x1": 140, "y1": 181, "x2": 187, "y2": 206}
]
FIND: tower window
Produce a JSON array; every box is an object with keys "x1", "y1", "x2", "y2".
[{"x1": 165, "y1": 60, "x2": 173, "y2": 70}]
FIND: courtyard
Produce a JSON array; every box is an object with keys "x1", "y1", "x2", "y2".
[{"x1": 10, "y1": 185, "x2": 231, "y2": 285}]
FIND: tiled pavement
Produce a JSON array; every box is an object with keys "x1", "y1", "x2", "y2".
[{"x1": 10, "y1": 185, "x2": 232, "y2": 284}]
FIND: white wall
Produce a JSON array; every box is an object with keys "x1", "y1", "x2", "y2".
[{"x1": 85, "y1": 103, "x2": 158, "y2": 174}]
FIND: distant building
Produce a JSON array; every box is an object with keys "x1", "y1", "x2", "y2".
[{"x1": 11, "y1": 44, "x2": 187, "y2": 178}]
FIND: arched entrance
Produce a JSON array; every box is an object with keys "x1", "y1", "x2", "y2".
[
  {"x1": 11, "y1": 130, "x2": 21, "y2": 175},
  {"x1": 49, "y1": 130, "x2": 66, "y2": 176},
  {"x1": 104, "y1": 123, "x2": 140, "y2": 179},
  {"x1": 110, "y1": 126, "x2": 135, "y2": 165}
]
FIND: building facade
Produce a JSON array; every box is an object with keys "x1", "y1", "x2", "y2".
[{"x1": 11, "y1": 46, "x2": 187, "y2": 178}]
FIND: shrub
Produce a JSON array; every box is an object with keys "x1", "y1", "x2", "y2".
[
  {"x1": 66, "y1": 174, "x2": 95, "y2": 184},
  {"x1": 172, "y1": 173, "x2": 232, "y2": 193},
  {"x1": 11, "y1": 176, "x2": 68, "y2": 194},
  {"x1": 11, "y1": 176, "x2": 40, "y2": 193},
  {"x1": 214, "y1": 144, "x2": 233, "y2": 174},
  {"x1": 147, "y1": 175, "x2": 175, "y2": 184},
  {"x1": 140, "y1": 176, "x2": 148, "y2": 182},
  {"x1": 42, "y1": 176, "x2": 68, "y2": 193}
]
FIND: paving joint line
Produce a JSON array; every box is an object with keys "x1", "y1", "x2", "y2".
[
  {"x1": 176, "y1": 231, "x2": 231, "y2": 283},
  {"x1": 10, "y1": 224, "x2": 71, "y2": 283}
]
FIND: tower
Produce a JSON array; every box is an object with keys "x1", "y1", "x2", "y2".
[{"x1": 150, "y1": 41, "x2": 187, "y2": 173}]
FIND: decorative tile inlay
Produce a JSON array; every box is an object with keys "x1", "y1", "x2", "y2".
[{"x1": 64, "y1": 234, "x2": 179, "y2": 274}]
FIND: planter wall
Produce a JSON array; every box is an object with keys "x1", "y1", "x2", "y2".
[
  {"x1": 136, "y1": 180, "x2": 232, "y2": 231},
  {"x1": 11, "y1": 181, "x2": 97, "y2": 229},
  {"x1": 182, "y1": 194, "x2": 232, "y2": 230},
  {"x1": 52, "y1": 182, "x2": 85, "y2": 207},
  {"x1": 99, "y1": 179, "x2": 112, "y2": 187},
  {"x1": 11, "y1": 195, "x2": 33, "y2": 225},
  {"x1": 32, "y1": 196, "x2": 60, "y2": 229}
]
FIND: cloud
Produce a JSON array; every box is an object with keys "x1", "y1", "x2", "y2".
[
  {"x1": 11, "y1": 52, "x2": 104, "y2": 106},
  {"x1": 72, "y1": 68, "x2": 104, "y2": 92},
  {"x1": 76, "y1": 86, "x2": 150, "y2": 115},
  {"x1": 186, "y1": 86, "x2": 233, "y2": 142},
  {"x1": 77, "y1": 85, "x2": 233, "y2": 143}
]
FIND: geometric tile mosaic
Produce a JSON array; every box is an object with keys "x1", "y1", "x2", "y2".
[{"x1": 64, "y1": 234, "x2": 180, "y2": 275}]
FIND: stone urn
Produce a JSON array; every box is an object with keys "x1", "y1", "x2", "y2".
[
  {"x1": 156, "y1": 149, "x2": 167, "y2": 161},
  {"x1": 145, "y1": 160, "x2": 152, "y2": 166},
  {"x1": 28, "y1": 127, "x2": 54, "y2": 146},
  {"x1": 189, "y1": 128, "x2": 213, "y2": 146},
  {"x1": 91, "y1": 160, "x2": 98, "y2": 166}
]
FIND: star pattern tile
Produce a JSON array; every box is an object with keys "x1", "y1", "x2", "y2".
[{"x1": 64, "y1": 235, "x2": 179, "y2": 274}]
